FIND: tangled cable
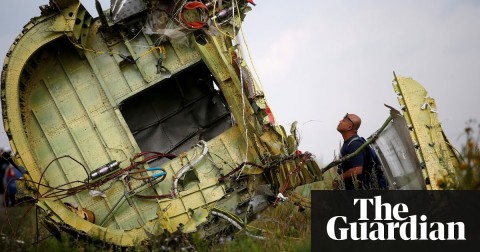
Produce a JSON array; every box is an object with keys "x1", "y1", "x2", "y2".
[
  {"x1": 27, "y1": 152, "x2": 176, "y2": 202},
  {"x1": 179, "y1": 1, "x2": 209, "y2": 29}
]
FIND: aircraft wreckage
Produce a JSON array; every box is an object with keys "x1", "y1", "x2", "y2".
[{"x1": 1, "y1": 0, "x2": 461, "y2": 247}]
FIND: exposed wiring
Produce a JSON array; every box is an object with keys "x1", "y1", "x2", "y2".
[
  {"x1": 172, "y1": 140, "x2": 208, "y2": 197},
  {"x1": 236, "y1": 48, "x2": 250, "y2": 179},
  {"x1": 239, "y1": 27, "x2": 265, "y2": 93},
  {"x1": 179, "y1": 1, "x2": 209, "y2": 29},
  {"x1": 154, "y1": 0, "x2": 187, "y2": 45},
  {"x1": 14, "y1": 1, "x2": 311, "y2": 241},
  {"x1": 66, "y1": 33, "x2": 165, "y2": 63},
  {"x1": 31, "y1": 151, "x2": 176, "y2": 202},
  {"x1": 218, "y1": 161, "x2": 264, "y2": 182},
  {"x1": 232, "y1": 0, "x2": 266, "y2": 93},
  {"x1": 212, "y1": 0, "x2": 237, "y2": 41},
  {"x1": 125, "y1": 26, "x2": 146, "y2": 43},
  {"x1": 129, "y1": 167, "x2": 167, "y2": 180},
  {"x1": 36, "y1": 155, "x2": 90, "y2": 199},
  {"x1": 217, "y1": 0, "x2": 250, "y2": 179}
]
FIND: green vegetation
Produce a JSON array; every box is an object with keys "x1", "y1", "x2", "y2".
[
  {"x1": 456, "y1": 122, "x2": 480, "y2": 189},
  {"x1": 0, "y1": 205, "x2": 107, "y2": 251},
  {"x1": 202, "y1": 201, "x2": 312, "y2": 252}
]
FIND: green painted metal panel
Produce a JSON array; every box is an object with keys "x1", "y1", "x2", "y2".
[{"x1": 1, "y1": 1, "x2": 321, "y2": 246}]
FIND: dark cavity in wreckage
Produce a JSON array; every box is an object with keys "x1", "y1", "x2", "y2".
[{"x1": 1, "y1": 0, "x2": 462, "y2": 247}]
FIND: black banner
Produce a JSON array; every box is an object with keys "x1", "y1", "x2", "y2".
[{"x1": 312, "y1": 191, "x2": 480, "y2": 252}]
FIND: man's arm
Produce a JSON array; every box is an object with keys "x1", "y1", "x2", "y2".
[
  {"x1": 332, "y1": 166, "x2": 363, "y2": 189},
  {"x1": 340, "y1": 166, "x2": 363, "y2": 181}
]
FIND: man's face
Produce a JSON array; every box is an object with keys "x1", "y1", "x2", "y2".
[{"x1": 337, "y1": 113, "x2": 354, "y2": 132}]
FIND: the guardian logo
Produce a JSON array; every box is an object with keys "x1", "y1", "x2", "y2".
[{"x1": 326, "y1": 196, "x2": 465, "y2": 241}]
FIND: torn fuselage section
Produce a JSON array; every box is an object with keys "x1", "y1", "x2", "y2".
[{"x1": 2, "y1": 0, "x2": 321, "y2": 247}]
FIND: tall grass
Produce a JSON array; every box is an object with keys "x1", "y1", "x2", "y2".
[
  {"x1": 198, "y1": 202, "x2": 311, "y2": 252},
  {"x1": 456, "y1": 122, "x2": 480, "y2": 189},
  {"x1": 0, "y1": 205, "x2": 112, "y2": 251}
]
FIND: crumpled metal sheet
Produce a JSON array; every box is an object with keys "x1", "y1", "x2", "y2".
[
  {"x1": 371, "y1": 107, "x2": 426, "y2": 190},
  {"x1": 111, "y1": 0, "x2": 147, "y2": 23}
]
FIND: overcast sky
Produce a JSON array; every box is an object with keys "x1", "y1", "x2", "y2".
[{"x1": 1, "y1": 0, "x2": 479, "y2": 163}]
